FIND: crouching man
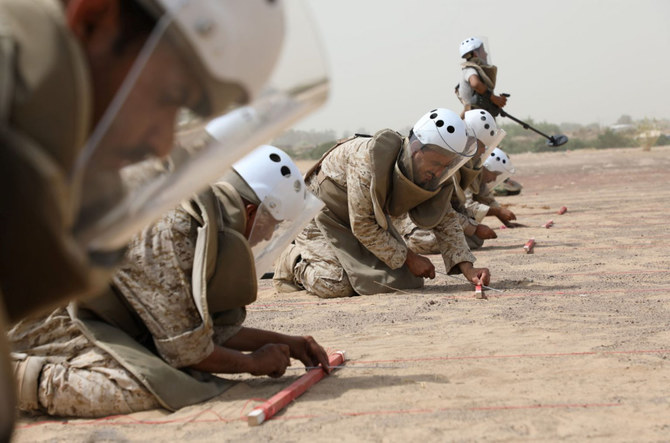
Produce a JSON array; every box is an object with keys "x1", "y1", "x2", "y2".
[
  {"x1": 9, "y1": 146, "x2": 329, "y2": 417},
  {"x1": 274, "y1": 108, "x2": 491, "y2": 298}
]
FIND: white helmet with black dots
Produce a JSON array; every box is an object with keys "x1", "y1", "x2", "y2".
[
  {"x1": 231, "y1": 145, "x2": 306, "y2": 221},
  {"x1": 483, "y1": 147, "x2": 515, "y2": 175},
  {"x1": 459, "y1": 36, "x2": 484, "y2": 58},
  {"x1": 412, "y1": 108, "x2": 475, "y2": 157},
  {"x1": 464, "y1": 109, "x2": 507, "y2": 150},
  {"x1": 407, "y1": 108, "x2": 478, "y2": 189}
]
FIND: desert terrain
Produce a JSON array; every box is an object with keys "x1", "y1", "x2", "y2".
[{"x1": 13, "y1": 145, "x2": 670, "y2": 442}]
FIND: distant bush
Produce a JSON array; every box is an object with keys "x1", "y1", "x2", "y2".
[
  {"x1": 280, "y1": 117, "x2": 669, "y2": 159},
  {"x1": 593, "y1": 129, "x2": 636, "y2": 149},
  {"x1": 654, "y1": 134, "x2": 670, "y2": 146},
  {"x1": 303, "y1": 140, "x2": 337, "y2": 160}
]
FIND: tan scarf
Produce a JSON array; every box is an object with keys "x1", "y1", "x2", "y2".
[{"x1": 462, "y1": 56, "x2": 498, "y2": 90}]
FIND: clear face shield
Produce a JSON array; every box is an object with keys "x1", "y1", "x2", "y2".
[
  {"x1": 478, "y1": 128, "x2": 507, "y2": 162},
  {"x1": 71, "y1": 0, "x2": 329, "y2": 258},
  {"x1": 474, "y1": 36, "x2": 492, "y2": 64},
  {"x1": 408, "y1": 132, "x2": 478, "y2": 191},
  {"x1": 249, "y1": 192, "x2": 324, "y2": 276},
  {"x1": 484, "y1": 164, "x2": 516, "y2": 193}
]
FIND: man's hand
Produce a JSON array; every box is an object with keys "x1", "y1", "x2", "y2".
[
  {"x1": 474, "y1": 224, "x2": 497, "y2": 240},
  {"x1": 248, "y1": 343, "x2": 291, "y2": 378},
  {"x1": 495, "y1": 207, "x2": 517, "y2": 224},
  {"x1": 405, "y1": 249, "x2": 435, "y2": 279},
  {"x1": 459, "y1": 262, "x2": 491, "y2": 286},
  {"x1": 285, "y1": 335, "x2": 332, "y2": 374},
  {"x1": 491, "y1": 94, "x2": 507, "y2": 108}
]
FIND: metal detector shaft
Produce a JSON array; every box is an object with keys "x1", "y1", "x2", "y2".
[{"x1": 499, "y1": 109, "x2": 555, "y2": 141}]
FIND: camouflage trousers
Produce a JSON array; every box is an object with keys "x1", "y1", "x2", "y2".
[
  {"x1": 282, "y1": 219, "x2": 355, "y2": 298},
  {"x1": 398, "y1": 222, "x2": 484, "y2": 254},
  {"x1": 403, "y1": 228, "x2": 484, "y2": 255},
  {"x1": 13, "y1": 346, "x2": 160, "y2": 418}
]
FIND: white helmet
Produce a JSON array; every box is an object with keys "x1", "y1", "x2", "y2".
[
  {"x1": 232, "y1": 145, "x2": 306, "y2": 221},
  {"x1": 459, "y1": 36, "x2": 484, "y2": 58},
  {"x1": 137, "y1": 0, "x2": 285, "y2": 116},
  {"x1": 408, "y1": 108, "x2": 478, "y2": 190},
  {"x1": 77, "y1": 1, "x2": 330, "y2": 253},
  {"x1": 232, "y1": 145, "x2": 324, "y2": 275},
  {"x1": 412, "y1": 108, "x2": 474, "y2": 156},
  {"x1": 483, "y1": 147, "x2": 516, "y2": 191},
  {"x1": 464, "y1": 109, "x2": 507, "y2": 150}
]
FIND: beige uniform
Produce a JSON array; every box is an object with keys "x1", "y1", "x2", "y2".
[
  {"x1": 9, "y1": 203, "x2": 246, "y2": 417},
  {"x1": 283, "y1": 133, "x2": 475, "y2": 298},
  {"x1": 398, "y1": 160, "x2": 501, "y2": 252}
]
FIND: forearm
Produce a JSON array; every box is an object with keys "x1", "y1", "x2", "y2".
[
  {"x1": 222, "y1": 327, "x2": 288, "y2": 352},
  {"x1": 189, "y1": 344, "x2": 253, "y2": 374}
]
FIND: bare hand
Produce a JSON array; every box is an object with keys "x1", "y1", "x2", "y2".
[
  {"x1": 248, "y1": 343, "x2": 291, "y2": 378},
  {"x1": 491, "y1": 94, "x2": 507, "y2": 108},
  {"x1": 474, "y1": 224, "x2": 497, "y2": 240},
  {"x1": 459, "y1": 262, "x2": 491, "y2": 286},
  {"x1": 496, "y1": 208, "x2": 517, "y2": 224},
  {"x1": 286, "y1": 335, "x2": 331, "y2": 374},
  {"x1": 405, "y1": 249, "x2": 435, "y2": 279}
]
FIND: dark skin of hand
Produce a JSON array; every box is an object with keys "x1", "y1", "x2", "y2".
[
  {"x1": 469, "y1": 75, "x2": 507, "y2": 108},
  {"x1": 404, "y1": 249, "x2": 491, "y2": 285},
  {"x1": 488, "y1": 207, "x2": 526, "y2": 228},
  {"x1": 189, "y1": 327, "x2": 331, "y2": 378},
  {"x1": 474, "y1": 223, "x2": 497, "y2": 240}
]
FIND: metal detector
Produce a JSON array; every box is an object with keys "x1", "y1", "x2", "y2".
[{"x1": 498, "y1": 94, "x2": 569, "y2": 147}]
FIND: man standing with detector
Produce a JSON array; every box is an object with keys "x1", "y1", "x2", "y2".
[
  {"x1": 456, "y1": 36, "x2": 521, "y2": 196},
  {"x1": 10, "y1": 145, "x2": 331, "y2": 417},
  {"x1": 274, "y1": 108, "x2": 491, "y2": 298}
]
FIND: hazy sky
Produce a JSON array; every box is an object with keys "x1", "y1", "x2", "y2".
[{"x1": 296, "y1": 0, "x2": 670, "y2": 133}]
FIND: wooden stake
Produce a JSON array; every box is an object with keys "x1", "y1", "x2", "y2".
[
  {"x1": 542, "y1": 220, "x2": 554, "y2": 228},
  {"x1": 247, "y1": 351, "x2": 346, "y2": 426},
  {"x1": 523, "y1": 238, "x2": 535, "y2": 254},
  {"x1": 474, "y1": 284, "x2": 486, "y2": 299},
  {"x1": 557, "y1": 206, "x2": 568, "y2": 215}
]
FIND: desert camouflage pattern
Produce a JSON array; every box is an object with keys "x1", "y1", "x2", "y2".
[
  {"x1": 465, "y1": 180, "x2": 501, "y2": 223},
  {"x1": 285, "y1": 137, "x2": 475, "y2": 298},
  {"x1": 9, "y1": 208, "x2": 241, "y2": 417}
]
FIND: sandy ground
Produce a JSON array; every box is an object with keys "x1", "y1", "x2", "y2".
[{"x1": 13, "y1": 146, "x2": 670, "y2": 442}]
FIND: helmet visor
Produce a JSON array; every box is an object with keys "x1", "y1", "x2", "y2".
[
  {"x1": 409, "y1": 133, "x2": 478, "y2": 190},
  {"x1": 484, "y1": 164, "x2": 516, "y2": 193},
  {"x1": 249, "y1": 192, "x2": 324, "y2": 276},
  {"x1": 72, "y1": 1, "x2": 329, "y2": 254}
]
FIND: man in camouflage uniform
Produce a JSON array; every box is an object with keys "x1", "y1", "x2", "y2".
[
  {"x1": 401, "y1": 146, "x2": 520, "y2": 253},
  {"x1": 399, "y1": 110, "x2": 514, "y2": 252},
  {"x1": 0, "y1": 0, "x2": 291, "y2": 435},
  {"x1": 274, "y1": 108, "x2": 491, "y2": 299},
  {"x1": 9, "y1": 146, "x2": 330, "y2": 417}
]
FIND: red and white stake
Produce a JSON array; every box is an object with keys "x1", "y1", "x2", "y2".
[
  {"x1": 524, "y1": 238, "x2": 535, "y2": 254},
  {"x1": 557, "y1": 206, "x2": 568, "y2": 215},
  {"x1": 542, "y1": 220, "x2": 554, "y2": 228},
  {"x1": 247, "y1": 351, "x2": 346, "y2": 426},
  {"x1": 474, "y1": 284, "x2": 485, "y2": 299}
]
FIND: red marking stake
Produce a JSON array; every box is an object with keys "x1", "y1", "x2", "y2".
[
  {"x1": 524, "y1": 238, "x2": 535, "y2": 254},
  {"x1": 247, "y1": 351, "x2": 346, "y2": 426},
  {"x1": 474, "y1": 284, "x2": 485, "y2": 299},
  {"x1": 542, "y1": 220, "x2": 554, "y2": 228},
  {"x1": 557, "y1": 206, "x2": 568, "y2": 215}
]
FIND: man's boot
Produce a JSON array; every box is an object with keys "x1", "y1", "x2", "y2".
[{"x1": 272, "y1": 244, "x2": 303, "y2": 293}]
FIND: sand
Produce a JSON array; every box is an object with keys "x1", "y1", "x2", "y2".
[{"x1": 13, "y1": 146, "x2": 670, "y2": 442}]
